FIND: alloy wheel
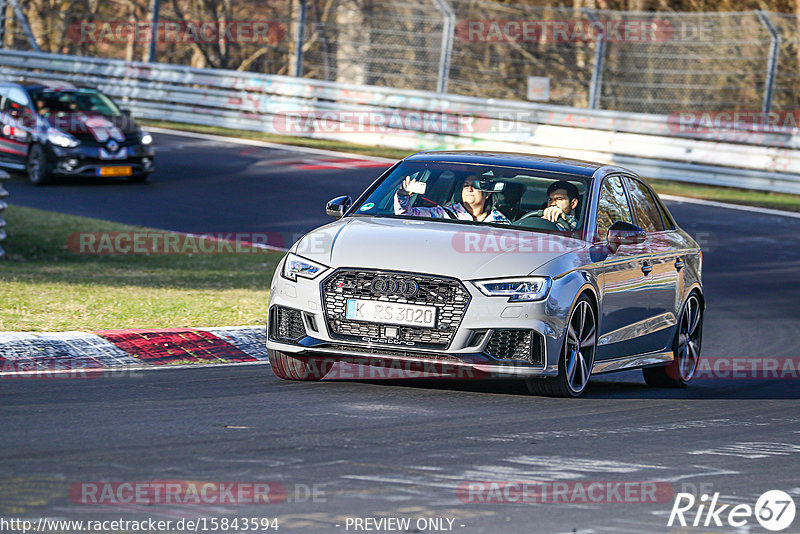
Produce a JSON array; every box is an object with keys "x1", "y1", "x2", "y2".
[{"x1": 564, "y1": 299, "x2": 596, "y2": 393}]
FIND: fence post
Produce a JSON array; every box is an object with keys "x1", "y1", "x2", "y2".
[
  {"x1": 7, "y1": 0, "x2": 40, "y2": 52},
  {"x1": 0, "y1": 0, "x2": 8, "y2": 49},
  {"x1": 431, "y1": 0, "x2": 455, "y2": 94},
  {"x1": 0, "y1": 170, "x2": 9, "y2": 258},
  {"x1": 756, "y1": 10, "x2": 780, "y2": 118},
  {"x1": 585, "y1": 8, "x2": 606, "y2": 110},
  {"x1": 147, "y1": 0, "x2": 161, "y2": 62},
  {"x1": 293, "y1": 0, "x2": 307, "y2": 78}
]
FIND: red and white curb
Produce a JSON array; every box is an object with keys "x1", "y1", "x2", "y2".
[{"x1": 0, "y1": 326, "x2": 269, "y2": 377}]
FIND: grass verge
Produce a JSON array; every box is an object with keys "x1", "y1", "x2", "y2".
[
  {"x1": 0, "y1": 205, "x2": 281, "y2": 331},
  {"x1": 143, "y1": 119, "x2": 800, "y2": 213}
]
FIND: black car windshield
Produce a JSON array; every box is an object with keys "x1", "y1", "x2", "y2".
[
  {"x1": 29, "y1": 89, "x2": 121, "y2": 118},
  {"x1": 353, "y1": 160, "x2": 590, "y2": 234}
]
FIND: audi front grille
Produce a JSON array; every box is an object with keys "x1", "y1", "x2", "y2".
[{"x1": 321, "y1": 269, "x2": 471, "y2": 349}]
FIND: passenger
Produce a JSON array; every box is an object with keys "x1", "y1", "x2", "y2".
[
  {"x1": 35, "y1": 99, "x2": 50, "y2": 118},
  {"x1": 394, "y1": 175, "x2": 510, "y2": 223},
  {"x1": 532, "y1": 180, "x2": 580, "y2": 231}
]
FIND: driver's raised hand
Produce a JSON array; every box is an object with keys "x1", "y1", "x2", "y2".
[
  {"x1": 542, "y1": 205, "x2": 565, "y2": 223},
  {"x1": 399, "y1": 176, "x2": 418, "y2": 196}
]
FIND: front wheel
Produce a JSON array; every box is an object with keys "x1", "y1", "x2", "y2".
[
  {"x1": 27, "y1": 144, "x2": 51, "y2": 185},
  {"x1": 268, "y1": 350, "x2": 333, "y2": 381},
  {"x1": 526, "y1": 295, "x2": 596, "y2": 397},
  {"x1": 643, "y1": 293, "x2": 703, "y2": 388}
]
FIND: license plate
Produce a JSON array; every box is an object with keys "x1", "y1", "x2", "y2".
[
  {"x1": 97, "y1": 166, "x2": 132, "y2": 177},
  {"x1": 346, "y1": 299, "x2": 436, "y2": 328}
]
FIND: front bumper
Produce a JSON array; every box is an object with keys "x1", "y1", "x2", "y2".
[
  {"x1": 47, "y1": 143, "x2": 155, "y2": 177},
  {"x1": 266, "y1": 267, "x2": 569, "y2": 378}
]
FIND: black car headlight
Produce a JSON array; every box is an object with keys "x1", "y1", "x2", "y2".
[
  {"x1": 281, "y1": 253, "x2": 327, "y2": 282},
  {"x1": 473, "y1": 277, "x2": 552, "y2": 302},
  {"x1": 47, "y1": 128, "x2": 79, "y2": 148}
]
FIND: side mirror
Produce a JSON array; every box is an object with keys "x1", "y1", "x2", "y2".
[
  {"x1": 607, "y1": 221, "x2": 646, "y2": 254},
  {"x1": 326, "y1": 195, "x2": 352, "y2": 218}
]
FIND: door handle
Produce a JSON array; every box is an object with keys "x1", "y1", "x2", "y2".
[
  {"x1": 641, "y1": 262, "x2": 652, "y2": 275},
  {"x1": 674, "y1": 258, "x2": 684, "y2": 271}
]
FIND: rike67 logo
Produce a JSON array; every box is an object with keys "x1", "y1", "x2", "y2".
[{"x1": 668, "y1": 490, "x2": 796, "y2": 531}]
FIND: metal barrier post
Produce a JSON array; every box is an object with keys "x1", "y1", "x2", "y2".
[
  {"x1": 7, "y1": 0, "x2": 40, "y2": 52},
  {"x1": 431, "y1": 0, "x2": 455, "y2": 94},
  {"x1": 0, "y1": 170, "x2": 9, "y2": 258},
  {"x1": 0, "y1": 0, "x2": 8, "y2": 49},
  {"x1": 756, "y1": 10, "x2": 780, "y2": 118},
  {"x1": 586, "y1": 9, "x2": 606, "y2": 110},
  {"x1": 293, "y1": 0, "x2": 307, "y2": 78},
  {"x1": 147, "y1": 0, "x2": 161, "y2": 62}
]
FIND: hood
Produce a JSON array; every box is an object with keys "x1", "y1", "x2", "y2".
[
  {"x1": 293, "y1": 216, "x2": 586, "y2": 280},
  {"x1": 46, "y1": 112, "x2": 138, "y2": 144}
]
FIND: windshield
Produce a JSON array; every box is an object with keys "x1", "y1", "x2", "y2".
[
  {"x1": 353, "y1": 161, "x2": 590, "y2": 234},
  {"x1": 30, "y1": 89, "x2": 121, "y2": 118}
]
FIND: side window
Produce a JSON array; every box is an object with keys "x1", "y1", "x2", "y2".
[
  {"x1": 624, "y1": 177, "x2": 665, "y2": 232},
  {"x1": 596, "y1": 176, "x2": 633, "y2": 241},
  {"x1": 655, "y1": 197, "x2": 675, "y2": 230}
]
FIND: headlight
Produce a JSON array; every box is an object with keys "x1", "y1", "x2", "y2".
[
  {"x1": 281, "y1": 253, "x2": 327, "y2": 282},
  {"x1": 47, "y1": 128, "x2": 79, "y2": 148},
  {"x1": 140, "y1": 131, "x2": 153, "y2": 145},
  {"x1": 473, "y1": 277, "x2": 552, "y2": 302}
]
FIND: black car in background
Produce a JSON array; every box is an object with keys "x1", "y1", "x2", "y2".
[{"x1": 0, "y1": 80, "x2": 154, "y2": 184}]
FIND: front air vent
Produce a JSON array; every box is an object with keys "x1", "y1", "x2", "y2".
[
  {"x1": 269, "y1": 306, "x2": 306, "y2": 343},
  {"x1": 486, "y1": 329, "x2": 545, "y2": 366}
]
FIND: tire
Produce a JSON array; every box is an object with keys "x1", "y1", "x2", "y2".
[
  {"x1": 643, "y1": 292, "x2": 703, "y2": 388},
  {"x1": 27, "y1": 144, "x2": 51, "y2": 185},
  {"x1": 268, "y1": 350, "x2": 333, "y2": 381},
  {"x1": 526, "y1": 295, "x2": 596, "y2": 397},
  {"x1": 128, "y1": 172, "x2": 150, "y2": 183}
]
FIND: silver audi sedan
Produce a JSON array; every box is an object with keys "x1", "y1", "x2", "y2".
[{"x1": 266, "y1": 151, "x2": 704, "y2": 397}]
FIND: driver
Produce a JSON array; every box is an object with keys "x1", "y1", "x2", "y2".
[
  {"x1": 394, "y1": 174, "x2": 510, "y2": 223},
  {"x1": 529, "y1": 181, "x2": 580, "y2": 231}
]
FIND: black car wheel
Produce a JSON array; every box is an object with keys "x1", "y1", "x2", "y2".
[
  {"x1": 643, "y1": 292, "x2": 703, "y2": 388},
  {"x1": 27, "y1": 144, "x2": 51, "y2": 185},
  {"x1": 526, "y1": 295, "x2": 596, "y2": 397}
]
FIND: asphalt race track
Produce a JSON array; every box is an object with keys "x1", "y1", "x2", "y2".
[{"x1": 3, "y1": 132, "x2": 800, "y2": 533}]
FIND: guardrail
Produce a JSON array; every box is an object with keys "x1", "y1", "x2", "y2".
[
  {"x1": 0, "y1": 170, "x2": 9, "y2": 258},
  {"x1": 2, "y1": 49, "x2": 800, "y2": 194}
]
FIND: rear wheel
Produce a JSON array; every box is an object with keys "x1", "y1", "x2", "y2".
[
  {"x1": 526, "y1": 295, "x2": 596, "y2": 397},
  {"x1": 27, "y1": 144, "x2": 51, "y2": 185},
  {"x1": 268, "y1": 350, "x2": 333, "y2": 381},
  {"x1": 643, "y1": 293, "x2": 703, "y2": 388}
]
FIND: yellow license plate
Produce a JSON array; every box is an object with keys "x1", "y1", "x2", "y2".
[{"x1": 98, "y1": 166, "x2": 132, "y2": 177}]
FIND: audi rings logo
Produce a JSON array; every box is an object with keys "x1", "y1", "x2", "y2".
[{"x1": 370, "y1": 277, "x2": 419, "y2": 297}]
